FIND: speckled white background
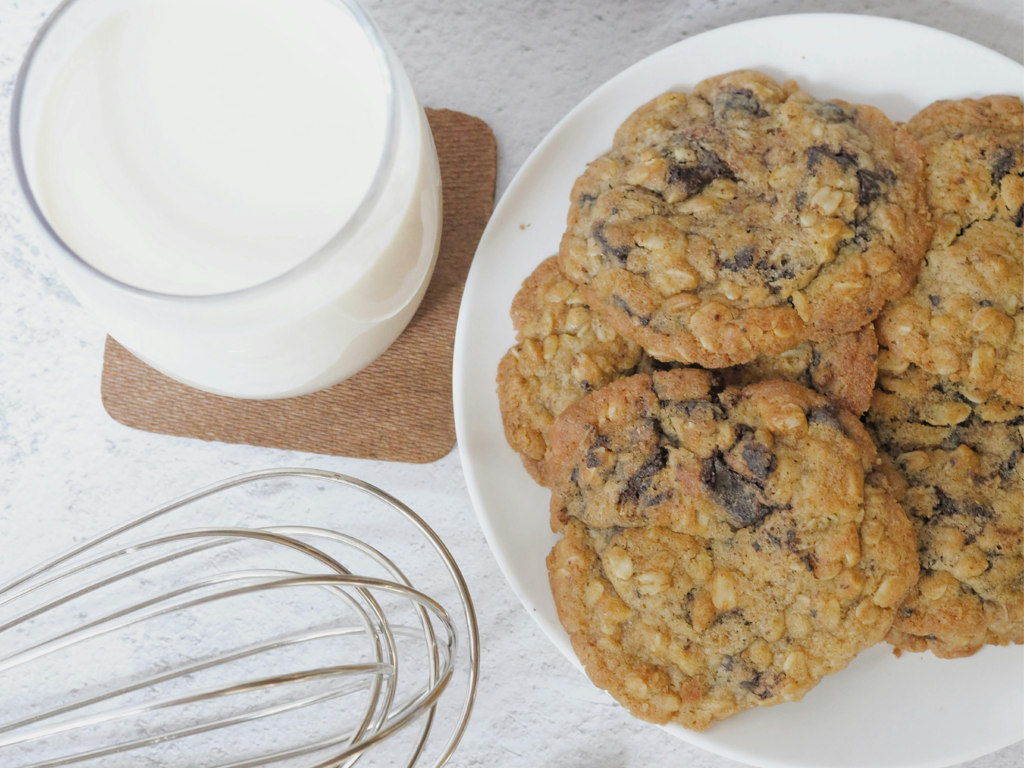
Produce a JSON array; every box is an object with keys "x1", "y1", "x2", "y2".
[{"x1": 0, "y1": 1, "x2": 1022, "y2": 766}]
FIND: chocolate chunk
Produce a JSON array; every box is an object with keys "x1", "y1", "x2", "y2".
[
  {"x1": 735, "y1": 247, "x2": 755, "y2": 269},
  {"x1": 786, "y1": 528, "x2": 797, "y2": 550},
  {"x1": 579, "y1": 193, "x2": 597, "y2": 205},
  {"x1": 700, "y1": 457, "x2": 716, "y2": 486},
  {"x1": 934, "y1": 489, "x2": 994, "y2": 521},
  {"x1": 570, "y1": 467, "x2": 579, "y2": 485},
  {"x1": 755, "y1": 257, "x2": 796, "y2": 284},
  {"x1": 854, "y1": 221, "x2": 874, "y2": 243},
  {"x1": 593, "y1": 223, "x2": 632, "y2": 265},
  {"x1": 618, "y1": 446, "x2": 668, "y2": 505},
  {"x1": 795, "y1": 190, "x2": 807, "y2": 209},
  {"x1": 678, "y1": 400, "x2": 727, "y2": 422},
  {"x1": 806, "y1": 350, "x2": 823, "y2": 380},
  {"x1": 809, "y1": 348, "x2": 822, "y2": 372},
  {"x1": 991, "y1": 147, "x2": 1017, "y2": 186},
  {"x1": 739, "y1": 671, "x2": 780, "y2": 700},
  {"x1": 705, "y1": 456, "x2": 773, "y2": 528},
  {"x1": 856, "y1": 168, "x2": 894, "y2": 207},
  {"x1": 979, "y1": 299, "x2": 993, "y2": 307},
  {"x1": 712, "y1": 608, "x2": 747, "y2": 627},
  {"x1": 721, "y1": 246, "x2": 755, "y2": 271},
  {"x1": 667, "y1": 146, "x2": 737, "y2": 199},
  {"x1": 806, "y1": 145, "x2": 858, "y2": 172},
  {"x1": 807, "y1": 403, "x2": 843, "y2": 431},
  {"x1": 999, "y1": 450, "x2": 1020, "y2": 483},
  {"x1": 611, "y1": 294, "x2": 633, "y2": 317},
  {"x1": 818, "y1": 102, "x2": 852, "y2": 123},
  {"x1": 741, "y1": 441, "x2": 777, "y2": 481},
  {"x1": 939, "y1": 428, "x2": 966, "y2": 452},
  {"x1": 715, "y1": 88, "x2": 769, "y2": 119},
  {"x1": 1014, "y1": 204, "x2": 1023, "y2": 228},
  {"x1": 929, "y1": 295, "x2": 942, "y2": 307},
  {"x1": 611, "y1": 295, "x2": 652, "y2": 326}
]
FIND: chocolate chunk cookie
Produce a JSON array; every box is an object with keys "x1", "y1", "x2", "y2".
[
  {"x1": 497, "y1": 257, "x2": 643, "y2": 483},
  {"x1": 876, "y1": 96, "x2": 1023, "y2": 406},
  {"x1": 559, "y1": 70, "x2": 930, "y2": 368},
  {"x1": 866, "y1": 350, "x2": 1023, "y2": 658},
  {"x1": 545, "y1": 370, "x2": 918, "y2": 729}
]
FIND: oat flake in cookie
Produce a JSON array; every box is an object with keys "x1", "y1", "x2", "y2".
[
  {"x1": 867, "y1": 351, "x2": 1023, "y2": 658},
  {"x1": 558, "y1": 70, "x2": 930, "y2": 368},
  {"x1": 545, "y1": 370, "x2": 918, "y2": 729},
  {"x1": 497, "y1": 257, "x2": 643, "y2": 483},
  {"x1": 877, "y1": 96, "x2": 1024, "y2": 406}
]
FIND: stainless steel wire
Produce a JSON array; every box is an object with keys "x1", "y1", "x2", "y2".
[{"x1": 0, "y1": 468, "x2": 479, "y2": 768}]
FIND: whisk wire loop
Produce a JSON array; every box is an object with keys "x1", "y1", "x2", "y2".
[{"x1": 0, "y1": 469, "x2": 479, "y2": 768}]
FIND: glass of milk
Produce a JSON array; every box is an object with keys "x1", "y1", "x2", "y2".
[{"x1": 11, "y1": 0, "x2": 442, "y2": 399}]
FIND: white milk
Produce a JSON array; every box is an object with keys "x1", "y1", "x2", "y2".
[
  {"x1": 35, "y1": 0, "x2": 389, "y2": 296},
  {"x1": 16, "y1": 0, "x2": 441, "y2": 397}
]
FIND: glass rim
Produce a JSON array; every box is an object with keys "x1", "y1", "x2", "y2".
[{"x1": 9, "y1": 0, "x2": 398, "y2": 303}]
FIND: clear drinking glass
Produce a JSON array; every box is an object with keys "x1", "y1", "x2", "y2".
[{"x1": 11, "y1": 0, "x2": 442, "y2": 399}]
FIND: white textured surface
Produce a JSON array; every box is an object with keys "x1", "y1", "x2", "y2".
[{"x1": 0, "y1": 1, "x2": 1021, "y2": 766}]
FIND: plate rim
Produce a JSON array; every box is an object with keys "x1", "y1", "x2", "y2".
[{"x1": 453, "y1": 12, "x2": 1024, "y2": 768}]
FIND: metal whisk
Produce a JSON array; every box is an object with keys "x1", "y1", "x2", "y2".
[{"x1": 0, "y1": 468, "x2": 479, "y2": 768}]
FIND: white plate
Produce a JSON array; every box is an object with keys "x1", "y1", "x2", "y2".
[{"x1": 453, "y1": 13, "x2": 1024, "y2": 768}]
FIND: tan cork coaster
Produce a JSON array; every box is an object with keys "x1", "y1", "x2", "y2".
[{"x1": 101, "y1": 109, "x2": 496, "y2": 463}]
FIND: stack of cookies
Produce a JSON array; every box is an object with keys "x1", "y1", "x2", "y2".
[
  {"x1": 496, "y1": 71, "x2": 1023, "y2": 730},
  {"x1": 871, "y1": 97, "x2": 1023, "y2": 658}
]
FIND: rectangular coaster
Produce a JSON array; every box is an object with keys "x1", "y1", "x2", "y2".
[{"x1": 101, "y1": 108, "x2": 496, "y2": 463}]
